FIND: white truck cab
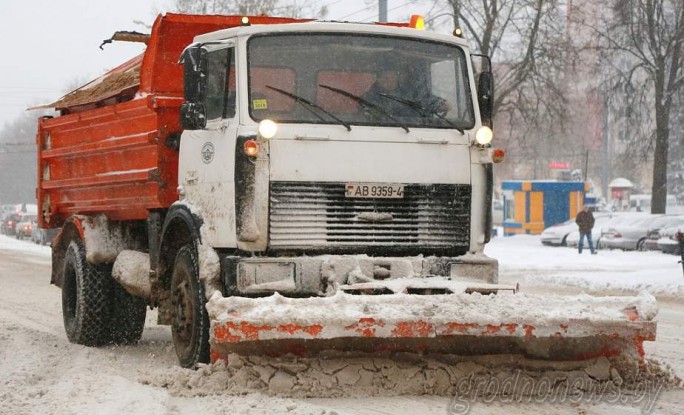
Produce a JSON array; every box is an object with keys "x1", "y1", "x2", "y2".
[{"x1": 177, "y1": 21, "x2": 499, "y2": 296}]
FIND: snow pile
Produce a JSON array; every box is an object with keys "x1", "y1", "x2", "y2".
[
  {"x1": 0, "y1": 235, "x2": 51, "y2": 257},
  {"x1": 487, "y1": 235, "x2": 684, "y2": 299},
  {"x1": 206, "y1": 290, "x2": 658, "y2": 341},
  {"x1": 141, "y1": 353, "x2": 680, "y2": 399}
]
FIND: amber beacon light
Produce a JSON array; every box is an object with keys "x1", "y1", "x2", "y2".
[{"x1": 409, "y1": 15, "x2": 425, "y2": 30}]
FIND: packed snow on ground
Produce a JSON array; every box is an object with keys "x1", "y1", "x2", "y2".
[
  {"x1": 1, "y1": 233, "x2": 683, "y2": 414},
  {"x1": 0, "y1": 234, "x2": 51, "y2": 256},
  {"x1": 485, "y1": 234, "x2": 684, "y2": 299}
]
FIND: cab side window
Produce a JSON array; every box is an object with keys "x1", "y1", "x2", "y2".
[{"x1": 205, "y1": 48, "x2": 236, "y2": 121}]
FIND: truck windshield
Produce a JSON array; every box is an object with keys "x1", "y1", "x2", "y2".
[{"x1": 247, "y1": 33, "x2": 475, "y2": 131}]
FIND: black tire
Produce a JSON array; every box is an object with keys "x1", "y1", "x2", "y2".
[
  {"x1": 62, "y1": 240, "x2": 113, "y2": 346},
  {"x1": 170, "y1": 245, "x2": 210, "y2": 368},
  {"x1": 637, "y1": 239, "x2": 646, "y2": 251},
  {"x1": 108, "y1": 278, "x2": 147, "y2": 345}
]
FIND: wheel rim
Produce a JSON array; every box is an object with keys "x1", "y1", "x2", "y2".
[{"x1": 172, "y1": 270, "x2": 196, "y2": 353}]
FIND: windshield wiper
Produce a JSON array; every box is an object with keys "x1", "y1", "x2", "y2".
[
  {"x1": 378, "y1": 93, "x2": 464, "y2": 134},
  {"x1": 319, "y1": 84, "x2": 410, "y2": 133},
  {"x1": 265, "y1": 85, "x2": 351, "y2": 131}
]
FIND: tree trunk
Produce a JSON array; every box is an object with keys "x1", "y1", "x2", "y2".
[{"x1": 651, "y1": 74, "x2": 670, "y2": 214}]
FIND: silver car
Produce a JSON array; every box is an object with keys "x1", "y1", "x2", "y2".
[
  {"x1": 642, "y1": 215, "x2": 684, "y2": 251},
  {"x1": 600, "y1": 214, "x2": 664, "y2": 251},
  {"x1": 540, "y1": 218, "x2": 578, "y2": 246},
  {"x1": 657, "y1": 224, "x2": 683, "y2": 255}
]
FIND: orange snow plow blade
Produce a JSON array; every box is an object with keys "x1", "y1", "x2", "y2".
[{"x1": 207, "y1": 280, "x2": 657, "y2": 374}]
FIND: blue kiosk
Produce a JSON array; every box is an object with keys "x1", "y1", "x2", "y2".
[{"x1": 502, "y1": 180, "x2": 588, "y2": 236}]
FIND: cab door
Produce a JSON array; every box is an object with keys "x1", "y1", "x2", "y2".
[{"x1": 179, "y1": 43, "x2": 239, "y2": 247}]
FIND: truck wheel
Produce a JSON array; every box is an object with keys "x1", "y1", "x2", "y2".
[
  {"x1": 62, "y1": 240, "x2": 113, "y2": 346},
  {"x1": 170, "y1": 245, "x2": 210, "y2": 368},
  {"x1": 108, "y1": 280, "x2": 147, "y2": 345}
]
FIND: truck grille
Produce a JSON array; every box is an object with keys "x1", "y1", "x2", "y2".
[{"x1": 269, "y1": 182, "x2": 470, "y2": 254}]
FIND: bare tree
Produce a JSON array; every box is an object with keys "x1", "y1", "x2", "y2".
[
  {"x1": 668, "y1": 86, "x2": 684, "y2": 203},
  {"x1": 433, "y1": 1, "x2": 566, "y2": 114},
  {"x1": 173, "y1": 0, "x2": 328, "y2": 19},
  {"x1": 428, "y1": 1, "x2": 574, "y2": 181},
  {"x1": 595, "y1": 1, "x2": 684, "y2": 213}
]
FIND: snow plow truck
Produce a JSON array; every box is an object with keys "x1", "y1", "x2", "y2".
[{"x1": 37, "y1": 13, "x2": 656, "y2": 376}]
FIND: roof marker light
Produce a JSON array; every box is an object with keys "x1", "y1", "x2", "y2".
[{"x1": 241, "y1": 16, "x2": 250, "y2": 26}]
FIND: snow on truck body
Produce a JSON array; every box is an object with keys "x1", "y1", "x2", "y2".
[{"x1": 37, "y1": 13, "x2": 656, "y2": 373}]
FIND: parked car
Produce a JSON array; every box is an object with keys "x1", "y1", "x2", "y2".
[
  {"x1": 600, "y1": 214, "x2": 665, "y2": 251},
  {"x1": 14, "y1": 214, "x2": 37, "y2": 239},
  {"x1": 31, "y1": 226, "x2": 60, "y2": 246},
  {"x1": 642, "y1": 215, "x2": 684, "y2": 251},
  {"x1": 657, "y1": 225, "x2": 683, "y2": 255},
  {"x1": 541, "y1": 218, "x2": 577, "y2": 246}
]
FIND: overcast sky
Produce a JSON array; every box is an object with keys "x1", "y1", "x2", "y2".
[{"x1": 0, "y1": 0, "x2": 441, "y2": 129}]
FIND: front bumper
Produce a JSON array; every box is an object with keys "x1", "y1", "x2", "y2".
[
  {"x1": 540, "y1": 234, "x2": 565, "y2": 246},
  {"x1": 220, "y1": 253, "x2": 499, "y2": 297}
]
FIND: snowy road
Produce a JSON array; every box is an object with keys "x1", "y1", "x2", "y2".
[{"x1": 1, "y1": 234, "x2": 683, "y2": 415}]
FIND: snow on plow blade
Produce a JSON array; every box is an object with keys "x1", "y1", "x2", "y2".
[{"x1": 206, "y1": 281, "x2": 657, "y2": 371}]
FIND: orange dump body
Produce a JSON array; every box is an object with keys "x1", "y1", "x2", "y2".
[{"x1": 36, "y1": 13, "x2": 310, "y2": 228}]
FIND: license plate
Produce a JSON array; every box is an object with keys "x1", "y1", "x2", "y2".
[{"x1": 345, "y1": 183, "x2": 405, "y2": 198}]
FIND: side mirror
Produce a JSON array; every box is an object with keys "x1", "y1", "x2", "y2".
[
  {"x1": 182, "y1": 46, "x2": 208, "y2": 103},
  {"x1": 180, "y1": 102, "x2": 207, "y2": 130},
  {"x1": 477, "y1": 71, "x2": 494, "y2": 128}
]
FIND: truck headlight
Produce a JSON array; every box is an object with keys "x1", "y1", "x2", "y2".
[
  {"x1": 258, "y1": 119, "x2": 278, "y2": 139},
  {"x1": 475, "y1": 126, "x2": 493, "y2": 145}
]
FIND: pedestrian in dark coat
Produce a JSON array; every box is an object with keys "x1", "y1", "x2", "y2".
[{"x1": 576, "y1": 205, "x2": 596, "y2": 254}]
